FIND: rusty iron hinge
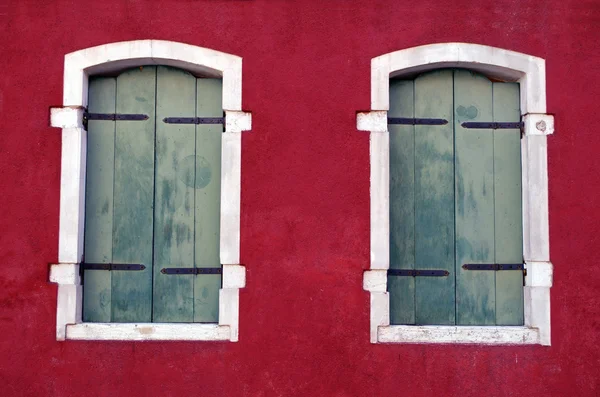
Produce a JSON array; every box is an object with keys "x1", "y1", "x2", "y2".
[
  {"x1": 388, "y1": 269, "x2": 449, "y2": 277},
  {"x1": 388, "y1": 117, "x2": 448, "y2": 125},
  {"x1": 160, "y1": 267, "x2": 222, "y2": 275},
  {"x1": 162, "y1": 117, "x2": 225, "y2": 125},
  {"x1": 462, "y1": 263, "x2": 524, "y2": 271},
  {"x1": 81, "y1": 263, "x2": 146, "y2": 271}
]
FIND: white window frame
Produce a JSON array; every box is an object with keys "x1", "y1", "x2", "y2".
[
  {"x1": 357, "y1": 43, "x2": 554, "y2": 346},
  {"x1": 49, "y1": 40, "x2": 251, "y2": 342}
]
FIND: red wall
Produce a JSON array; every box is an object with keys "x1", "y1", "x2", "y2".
[{"x1": 1, "y1": 0, "x2": 600, "y2": 395}]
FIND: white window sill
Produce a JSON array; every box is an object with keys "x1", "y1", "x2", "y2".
[
  {"x1": 66, "y1": 323, "x2": 231, "y2": 341},
  {"x1": 378, "y1": 325, "x2": 540, "y2": 345}
]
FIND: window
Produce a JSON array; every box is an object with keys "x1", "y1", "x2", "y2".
[
  {"x1": 388, "y1": 69, "x2": 524, "y2": 326},
  {"x1": 49, "y1": 40, "x2": 251, "y2": 341},
  {"x1": 83, "y1": 66, "x2": 223, "y2": 323},
  {"x1": 358, "y1": 43, "x2": 554, "y2": 345}
]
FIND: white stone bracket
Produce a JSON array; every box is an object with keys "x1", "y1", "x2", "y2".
[
  {"x1": 50, "y1": 106, "x2": 85, "y2": 129},
  {"x1": 357, "y1": 111, "x2": 387, "y2": 133},
  {"x1": 523, "y1": 113, "x2": 554, "y2": 136},
  {"x1": 49, "y1": 263, "x2": 246, "y2": 341}
]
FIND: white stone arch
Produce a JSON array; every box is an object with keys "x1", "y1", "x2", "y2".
[
  {"x1": 49, "y1": 40, "x2": 251, "y2": 342},
  {"x1": 358, "y1": 43, "x2": 554, "y2": 345}
]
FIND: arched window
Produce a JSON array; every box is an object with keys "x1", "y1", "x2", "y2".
[
  {"x1": 359, "y1": 43, "x2": 554, "y2": 345},
  {"x1": 49, "y1": 40, "x2": 251, "y2": 341}
]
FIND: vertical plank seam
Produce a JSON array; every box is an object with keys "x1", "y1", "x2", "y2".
[
  {"x1": 150, "y1": 67, "x2": 158, "y2": 322},
  {"x1": 192, "y1": 78, "x2": 198, "y2": 321},
  {"x1": 452, "y1": 70, "x2": 457, "y2": 325},
  {"x1": 411, "y1": 79, "x2": 416, "y2": 324},
  {"x1": 109, "y1": 77, "x2": 118, "y2": 323},
  {"x1": 492, "y1": 82, "x2": 498, "y2": 325}
]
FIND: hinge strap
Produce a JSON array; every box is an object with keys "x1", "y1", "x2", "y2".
[
  {"x1": 388, "y1": 117, "x2": 448, "y2": 125},
  {"x1": 81, "y1": 263, "x2": 146, "y2": 271},
  {"x1": 461, "y1": 122, "x2": 524, "y2": 129},
  {"x1": 83, "y1": 113, "x2": 149, "y2": 121},
  {"x1": 388, "y1": 269, "x2": 449, "y2": 277},
  {"x1": 160, "y1": 267, "x2": 222, "y2": 275},
  {"x1": 462, "y1": 263, "x2": 524, "y2": 271},
  {"x1": 163, "y1": 117, "x2": 225, "y2": 125}
]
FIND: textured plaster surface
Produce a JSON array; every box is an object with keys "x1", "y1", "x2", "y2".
[{"x1": 0, "y1": 0, "x2": 599, "y2": 396}]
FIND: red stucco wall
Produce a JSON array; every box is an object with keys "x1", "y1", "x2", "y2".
[{"x1": 1, "y1": 0, "x2": 599, "y2": 395}]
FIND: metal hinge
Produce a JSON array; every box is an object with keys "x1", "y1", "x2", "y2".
[
  {"x1": 82, "y1": 112, "x2": 149, "y2": 130},
  {"x1": 162, "y1": 117, "x2": 225, "y2": 125},
  {"x1": 388, "y1": 118, "x2": 448, "y2": 125},
  {"x1": 81, "y1": 263, "x2": 146, "y2": 271},
  {"x1": 461, "y1": 121, "x2": 525, "y2": 138},
  {"x1": 462, "y1": 263, "x2": 524, "y2": 271},
  {"x1": 160, "y1": 267, "x2": 222, "y2": 275},
  {"x1": 388, "y1": 269, "x2": 449, "y2": 277}
]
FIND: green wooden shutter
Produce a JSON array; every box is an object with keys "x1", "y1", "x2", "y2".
[
  {"x1": 83, "y1": 77, "x2": 117, "y2": 322},
  {"x1": 388, "y1": 69, "x2": 524, "y2": 326},
  {"x1": 83, "y1": 66, "x2": 222, "y2": 323},
  {"x1": 193, "y1": 79, "x2": 222, "y2": 323}
]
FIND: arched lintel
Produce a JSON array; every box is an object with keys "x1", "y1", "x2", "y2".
[
  {"x1": 63, "y1": 40, "x2": 242, "y2": 110},
  {"x1": 371, "y1": 43, "x2": 546, "y2": 114}
]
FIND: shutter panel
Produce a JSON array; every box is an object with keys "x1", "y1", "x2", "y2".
[
  {"x1": 388, "y1": 69, "x2": 524, "y2": 326},
  {"x1": 153, "y1": 66, "x2": 197, "y2": 322},
  {"x1": 493, "y1": 82, "x2": 524, "y2": 325},
  {"x1": 193, "y1": 79, "x2": 222, "y2": 323},
  {"x1": 83, "y1": 77, "x2": 116, "y2": 322},
  {"x1": 389, "y1": 80, "x2": 416, "y2": 325},
  {"x1": 111, "y1": 66, "x2": 156, "y2": 322},
  {"x1": 84, "y1": 66, "x2": 223, "y2": 323},
  {"x1": 454, "y1": 70, "x2": 496, "y2": 325},
  {"x1": 413, "y1": 70, "x2": 456, "y2": 325}
]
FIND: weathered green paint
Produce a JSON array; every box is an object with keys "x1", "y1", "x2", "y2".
[
  {"x1": 193, "y1": 79, "x2": 222, "y2": 323},
  {"x1": 454, "y1": 70, "x2": 496, "y2": 325},
  {"x1": 83, "y1": 77, "x2": 116, "y2": 322},
  {"x1": 388, "y1": 69, "x2": 523, "y2": 326},
  {"x1": 413, "y1": 70, "x2": 455, "y2": 325},
  {"x1": 493, "y1": 82, "x2": 524, "y2": 325},
  {"x1": 111, "y1": 66, "x2": 156, "y2": 322},
  {"x1": 84, "y1": 66, "x2": 223, "y2": 323},
  {"x1": 152, "y1": 66, "x2": 197, "y2": 322},
  {"x1": 388, "y1": 80, "x2": 416, "y2": 325}
]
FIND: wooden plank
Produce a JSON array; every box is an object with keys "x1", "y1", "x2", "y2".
[
  {"x1": 153, "y1": 66, "x2": 197, "y2": 322},
  {"x1": 413, "y1": 70, "x2": 455, "y2": 325},
  {"x1": 193, "y1": 79, "x2": 223, "y2": 323},
  {"x1": 454, "y1": 69, "x2": 495, "y2": 325},
  {"x1": 83, "y1": 77, "x2": 116, "y2": 322},
  {"x1": 388, "y1": 79, "x2": 416, "y2": 325},
  {"x1": 111, "y1": 66, "x2": 156, "y2": 322},
  {"x1": 493, "y1": 82, "x2": 524, "y2": 325}
]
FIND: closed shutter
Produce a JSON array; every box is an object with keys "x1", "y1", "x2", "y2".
[
  {"x1": 388, "y1": 69, "x2": 523, "y2": 326},
  {"x1": 83, "y1": 66, "x2": 222, "y2": 323}
]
